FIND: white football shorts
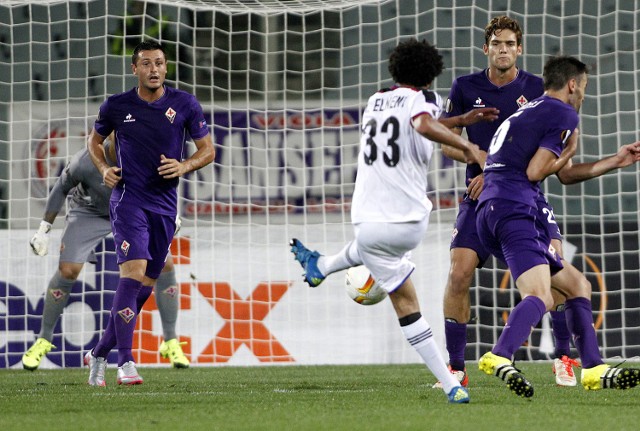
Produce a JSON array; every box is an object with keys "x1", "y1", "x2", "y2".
[{"x1": 353, "y1": 216, "x2": 429, "y2": 294}]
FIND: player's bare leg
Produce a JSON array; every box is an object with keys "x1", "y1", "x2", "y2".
[{"x1": 434, "y1": 247, "x2": 478, "y2": 388}]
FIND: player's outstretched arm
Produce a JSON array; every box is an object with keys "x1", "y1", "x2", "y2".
[
  {"x1": 556, "y1": 141, "x2": 640, "y2": 184},
  {"x1": 412, "y1": 113, "x2": 482, "y2": 165},
  {"x1": 439, "y1": 126, "x2": 489, "y2": 170},
  {"x1": 158, "y1": 134, "x2": 215, "y2": 179},
  {"x1": 439, "y1": 107, "x2": 500, "y2": 129},
  {"x1": 438, "y1": 119, "x2": 489, "y2": 168},
  {"x1": 440, "y1": 127, "x2": 467, "y2": 163},
  {"x1": 438, "y1": 107, "x2": 497, "y2": 166},
  {"x1": 527, "y1": 128, "x2": 579, "y2": 182}
]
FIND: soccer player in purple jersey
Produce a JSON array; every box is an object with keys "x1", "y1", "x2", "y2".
[
  {"x1": 84, "y1": 40, "x2": 214, "y2": 386},
  {"x1": 439, "y1": 15, "x2": 640, "y2": 390},
  {"x1": 437, "y1": 16, "x2": 582, "y2": 388},
  {"x1": 22, "y1": 138, "x2": 189, "y2": 371},
  {"x1": 476, "y1": 55, "x2": 640, "y2": 397}
]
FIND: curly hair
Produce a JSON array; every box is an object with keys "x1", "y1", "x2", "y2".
[
  {"x1": 387, "y1": 38, "x2": 444, "y2": 88},
  {"x1": 484, "y1": 16, "x2": 522, "y2": 46}
]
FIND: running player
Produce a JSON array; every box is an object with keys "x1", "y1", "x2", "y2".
[
  {"x1": 22, "y1": 138, "x2": 190, "y2": 371},
  {"x1": 84, "y1": 40, "x2": 214, "y2": 386}
]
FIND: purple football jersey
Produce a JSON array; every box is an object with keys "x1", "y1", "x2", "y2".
[
  {"x1": 94, "y1": 86, "x2": 209, "y2": 215},
  {"x1": 479, "y1": 95, "x2": 579, "y2": 208},
  {"x1": 445, "y1": 69, "x2": 543, "y2": 186}
]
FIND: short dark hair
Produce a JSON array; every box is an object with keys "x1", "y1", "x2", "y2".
[
  {"x1": 484, "y1": 16, "x2": 522, "y2": 46},
  {"x1": 543, "y1": 56, "x2": 589, "y2": 90},
  {"x1": 131, "y1": 40, "x2": 166, "y2": 65},
  {"x1": 388, "y1": 38, "x2": 444, "y2": 88}
]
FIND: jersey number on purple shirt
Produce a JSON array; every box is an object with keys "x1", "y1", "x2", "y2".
[{"x1": 488, "y1": 110, "x2": 524, "y2": 155}]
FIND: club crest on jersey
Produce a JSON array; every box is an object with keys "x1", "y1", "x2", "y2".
[
  {"x1": 121, "y1": 240, "x2": 130, "y2": 256},
  {"x1": 473, "y1": 97, "x2": 485, "y2": 107},
  {"x1": 124, "y1": 113, "x2": 136, "y2": 123},
  {"x1": 165, "y1": 107, "x2": 177, "y2": 124},
  {"x1": 118, "y1": 307, "x2": 136, "y2": 323},
  {"x1": 163, "y1": 286, "x2": 178, "y2": 298},
  {"x1": 49, "y1": 288, "x2": 66, "y2": 302},
  {"x1": 516, "y1": 95, "x2": 529, "y2": 107}
]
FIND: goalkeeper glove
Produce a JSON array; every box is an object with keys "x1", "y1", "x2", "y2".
[{"x1": 30, "y1": 221, "x2": 52, "y2": 256}]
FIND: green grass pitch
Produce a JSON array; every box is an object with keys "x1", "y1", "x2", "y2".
[{"x1": 1, "y1": 362, "x2": 638, "y2": 430}]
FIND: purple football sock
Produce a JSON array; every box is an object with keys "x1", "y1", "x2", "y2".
[
  {"x1": 550, "y1": 309, "x2": 572, "y2": 358},
  {"x1": 493, "y1": 296, "x2": 546, "y2": 358},
  {"x1": 93, "y1": 283, "x2": 152, "y2": 362},
  {"x1": 112, "y1": 278, "x2": 142, "y2": 367},
  {"x1": 136, "y1": 285, "x2": 154, "y2": 312},
  {"x1": 93, "y1": 313, "x2": 116, "y2": 359},
  {"x1": 445, "y1": 319, "x2": 467, "y2": 371},
  {"x1": 564, "y1": 297, "x2": 604, "y2": 369}
]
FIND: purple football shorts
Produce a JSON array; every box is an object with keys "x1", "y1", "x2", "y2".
[
  {"x1": 450, "y1": 198, "x2": 491, "y2": 267},
  {"x1": 110, "y1": 201, "x2": 175, "y2": 279},
  {"x1": 536, "y1": 194, "x2": 563, "y2": 241},
  {"x1": 476, "y1": 198, "x2": 563, "y2": 282}
]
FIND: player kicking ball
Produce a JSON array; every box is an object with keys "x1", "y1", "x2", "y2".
[{"x1": 290, "y1": 37, "x2": 500, "y2": 404}]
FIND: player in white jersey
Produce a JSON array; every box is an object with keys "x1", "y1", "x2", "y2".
[
  {"x1": 290, "y1": 38, "x2": 496, "y2": 404},
  {"x1": 351, "y1": 88, "x2": 440, "y2": 224}
]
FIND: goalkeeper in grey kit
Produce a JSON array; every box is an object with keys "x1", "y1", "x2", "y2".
[{"x1": 23, "y1": 138, "x2": 189, "y2": 370}]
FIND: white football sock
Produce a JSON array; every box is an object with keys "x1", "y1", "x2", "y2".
[
  {"x1": 401, "y1": 317, "x2": 459, "y2": 394},
  {"x1": 318, "y1": 240, "x2": 362, "y2": 275}
]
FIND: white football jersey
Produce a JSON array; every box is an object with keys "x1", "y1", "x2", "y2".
[{"x1": 351, "y1": 86, "x2": 441, "y2": 223}]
